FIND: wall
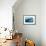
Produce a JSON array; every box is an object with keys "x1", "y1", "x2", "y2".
[
  {"x1": 0, "y1": 0, "x2": 16, "y2": 29},
  {"x1": 41, "y1": 0, "x2": 46, "y2": 46},
  {"x1": 13, "y1": 0, "x2": 41, "y2": 46}
]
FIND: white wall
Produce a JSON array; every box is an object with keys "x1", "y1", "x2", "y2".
[
  {"x1": 41, "y1": 0, "x2": 46, "y2": 46},
  {"x1": 0, "y1": 0, "x2": 16, "y2": 29},
  {"x1": 13, "y1": 0, "x2": 46, "y2": 46},
  {"x1": 13, "y1": 0, "x2": 41, "y2": 46}
]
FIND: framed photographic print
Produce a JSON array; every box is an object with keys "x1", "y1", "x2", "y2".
[{"x1": 23, "y1": 15, "x2": 36, "y2": 25}]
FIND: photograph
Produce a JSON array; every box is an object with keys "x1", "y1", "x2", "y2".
[{"x1": 24, "y1": 15, "x2": 36, "y2": 25}]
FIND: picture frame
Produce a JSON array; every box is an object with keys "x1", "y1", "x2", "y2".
[{"x1": 23, "y1": 15, "x2": 36, "y2": 25}]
